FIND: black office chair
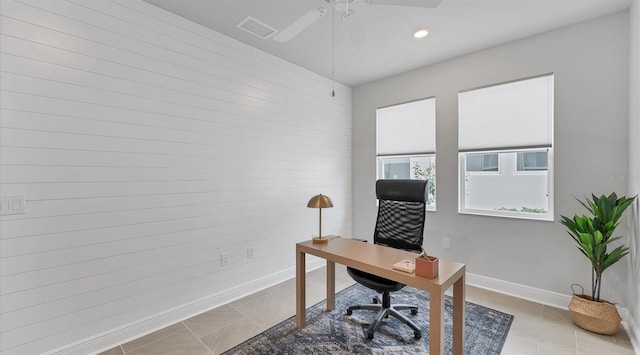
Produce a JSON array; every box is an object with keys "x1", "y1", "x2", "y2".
[{"x1": 346, "y1": 179, "x2": 428, "y2": 340}]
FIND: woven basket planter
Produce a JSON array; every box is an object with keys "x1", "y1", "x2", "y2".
[{"x1": 568, "y1": 294, "x2": 621, "y2": 335}]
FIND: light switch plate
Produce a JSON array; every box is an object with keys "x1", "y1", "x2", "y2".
[{"x1": 0, "y1": 196, "x2": 26, "y2": 216}]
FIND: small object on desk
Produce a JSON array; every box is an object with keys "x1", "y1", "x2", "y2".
[
  {"x1": 393, "y1": 258, "x2": 416, "y2": 273},
  {"x1": 415, "y1": 247, "x2": 439, "y2": 278},
  {"x1": 351, "y1": 238, "x2": 367, "y2": 243}
]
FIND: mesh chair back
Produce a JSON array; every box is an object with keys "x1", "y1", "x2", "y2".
[{"x1": 374, "y1": 180, "x2": 427, "y2": 252}]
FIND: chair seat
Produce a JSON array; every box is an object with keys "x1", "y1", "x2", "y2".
[
  {"x1": 346, "y1": 266, "x2": 421, "y2": 340},
  {"x1": 345, "y1": 180, "x2": 428, "y2": 340},
  {"x1": 346, "y1": 267, "x2": 405, "y2": 293}
]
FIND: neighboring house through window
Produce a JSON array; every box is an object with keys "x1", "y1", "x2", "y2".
[
  {"x1": 458, "y1": 74, "x2": 554, "y2": 220},
  {"x1": 376, "y1": 97, "x2": 436, "y2": 209}
]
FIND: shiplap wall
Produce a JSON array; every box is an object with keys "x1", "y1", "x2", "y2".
[{"x1": 0, "y1": 0, "x2": 352, "y2": 353}]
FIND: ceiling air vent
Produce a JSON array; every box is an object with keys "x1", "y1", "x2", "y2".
[{"x1": 236, "y1": 16, "x2": 278, "y2": 39}]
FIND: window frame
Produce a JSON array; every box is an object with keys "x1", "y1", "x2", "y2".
[
  {"x1": 376, "y1": 97, "x2": 437, "y2": 211},
  {"x1": 457, "y1": 73, "x2": 554, "y2": 221},
  {"x1": 376, "y1": 154, "x2": 436, "y2": 211}
]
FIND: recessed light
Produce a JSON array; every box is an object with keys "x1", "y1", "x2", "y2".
[{"x1": 414, "y1": 28, "x2": 429, "y2": 39}]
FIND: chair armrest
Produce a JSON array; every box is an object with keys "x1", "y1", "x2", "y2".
[{"x1": 351, "y1": 238, "x2": 368, "y2": 243}]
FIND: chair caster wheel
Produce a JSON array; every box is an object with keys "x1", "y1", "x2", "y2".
[
  {"x1": 410, "y1": 309, "x2": 418, "y2": 315},
  {"x1": 367, "y1": 331, "x2": 374, "y2": 339},
  {"x1": 414, "y1": 331, "x2": 422, "y2": 339},
  {"x1": 346, "y1": 309, "x2": 353, "y2": 315}
]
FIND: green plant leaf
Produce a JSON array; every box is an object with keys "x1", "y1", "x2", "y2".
[
  {"x1": 594, "y1": 230, "x2": 603, "y2": 244},
  {"x1": 558, "y1": 193, "x2": 637, "y2": 300}
]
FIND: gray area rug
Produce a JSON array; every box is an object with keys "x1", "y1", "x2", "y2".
[{"x1": 223, "y1": 283, "x2": 513, "y2": 354}]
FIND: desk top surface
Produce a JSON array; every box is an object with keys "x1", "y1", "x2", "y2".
[{"x1": 297, "y1": 237, "x2": 465, "y2": 291}]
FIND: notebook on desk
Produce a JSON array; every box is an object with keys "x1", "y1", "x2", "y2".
[{"x1": 392, "y1": 258, "x2": 416, "y2": 273}]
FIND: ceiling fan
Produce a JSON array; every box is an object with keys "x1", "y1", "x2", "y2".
[{"x1": 272, "y1": 0, "x2": 442, "y2": 43}]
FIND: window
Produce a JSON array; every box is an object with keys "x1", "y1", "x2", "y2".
[
  {"x1": 465, "y1": 153, "x2": 499, "y2": 172},
  {"x1": 378, "y1": 155, "x2": 436, "y2": 205},
  {"x1": 458, "y1": 74, "x2": 554, "y2": 220},
  {"x1": 517, "y1": 151, "x2": 548, "y2": 171},
  {"x1": 380, "y1": 156, "x2": 410, "y2": 179},
  {"x1": 377, "y1": 98, "x2": 436, "y2": 209}
]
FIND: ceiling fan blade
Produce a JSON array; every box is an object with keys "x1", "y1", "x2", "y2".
[
  {"x1": 364, "y1": 0, "x2": 442, "y2": 8},
  {"x1": 273, "y1": 7, "x2": 327, "y2": 42}
]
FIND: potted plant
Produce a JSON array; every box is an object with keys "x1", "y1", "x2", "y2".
[{"x1": 559, "y1": 192, "x2": 636, "y2": 334}]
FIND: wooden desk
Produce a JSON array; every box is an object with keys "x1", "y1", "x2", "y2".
[{"x1": 296, "y1": 237, "x2": 465, "y2": 355}]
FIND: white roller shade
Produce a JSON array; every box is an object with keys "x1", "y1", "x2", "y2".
[
  {"x1": 377, "y1": 98, "x2": 436, "y2": 155},
  {"x1": 458, "y1": 74, "x2": 553, "y2": 151}
]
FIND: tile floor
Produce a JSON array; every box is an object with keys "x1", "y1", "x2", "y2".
[{"x1": 99, "y1": 265, "x2": 635, "y2": 355}]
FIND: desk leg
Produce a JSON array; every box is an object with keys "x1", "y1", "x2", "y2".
[
  {"x1": 296, "y1": 248, "x2": 306, "y2": 328},
  {"x1": 452, "y1": 273, "x2": 466, "y2": 355},
  {"x1": 429, "y1": 290, "x2": 445, "y2": 354},
  {"x1": 326, "y1": 261, "x2": 335, "y2": 311}
]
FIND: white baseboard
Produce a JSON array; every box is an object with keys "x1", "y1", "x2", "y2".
[
  {"x1": 466, "y1": 272, "x2": 572, "y2": 309},
  {"x1": 468, "y1": 272, "x2": 640, "y2": 354},
  {"x1": 46, "y1": 265, "x2": 639, "y2": 355},
  {"x1": 48, "y1": 258, "x2": 325, "y2": 355},
  {"x1": 619, "y1": 308, "x2": 640, "y2": 354}
]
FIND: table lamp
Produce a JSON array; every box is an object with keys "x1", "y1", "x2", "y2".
[{"x1": 307, "y1": 194, "x2": 333, "y2": 244}]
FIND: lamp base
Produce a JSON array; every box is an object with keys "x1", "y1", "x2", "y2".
[{"x1": 312, "y1": 236, "x2": 329, "y2": 244}]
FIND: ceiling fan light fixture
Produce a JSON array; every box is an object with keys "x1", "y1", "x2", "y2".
[{"x1": 414, "y1": 28, "x2": 429, "y2": 39}]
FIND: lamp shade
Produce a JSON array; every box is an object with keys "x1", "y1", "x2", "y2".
[{"x1": 307, "y1": 194, "x2": 334, "y2": 209}]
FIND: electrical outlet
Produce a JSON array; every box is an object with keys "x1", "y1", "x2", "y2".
[
  {"x1": 220, "y1": 253, "x2": 230, "y2": 267},
  {"x1": 442, "y1": 237, "x2": 450, "y2": 249},
  {"x1": 0, "y1": 195, "x2": 26, "y2": 216},
  {"x1": 247, "y1": 248, "x2": 254, "y2": 259}
]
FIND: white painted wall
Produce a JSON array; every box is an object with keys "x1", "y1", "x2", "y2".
[
  {"x1": 0, "y1": 0, "x2": 351, "y2": 354},
  {"x1": 626, "y1": 0, "x2": 640, "y2": 346},
  {"x1": 353, "y1": 12, "x2": 630, "y2": 305}
]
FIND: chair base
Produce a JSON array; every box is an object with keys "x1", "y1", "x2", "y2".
[{"x1": 346, "y1": 294, "x2": 422, "y2": 340}]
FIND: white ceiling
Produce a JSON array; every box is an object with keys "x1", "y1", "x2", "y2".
[{"x1": 143, "y1": 0, "x2": 632, "y2": 87}]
